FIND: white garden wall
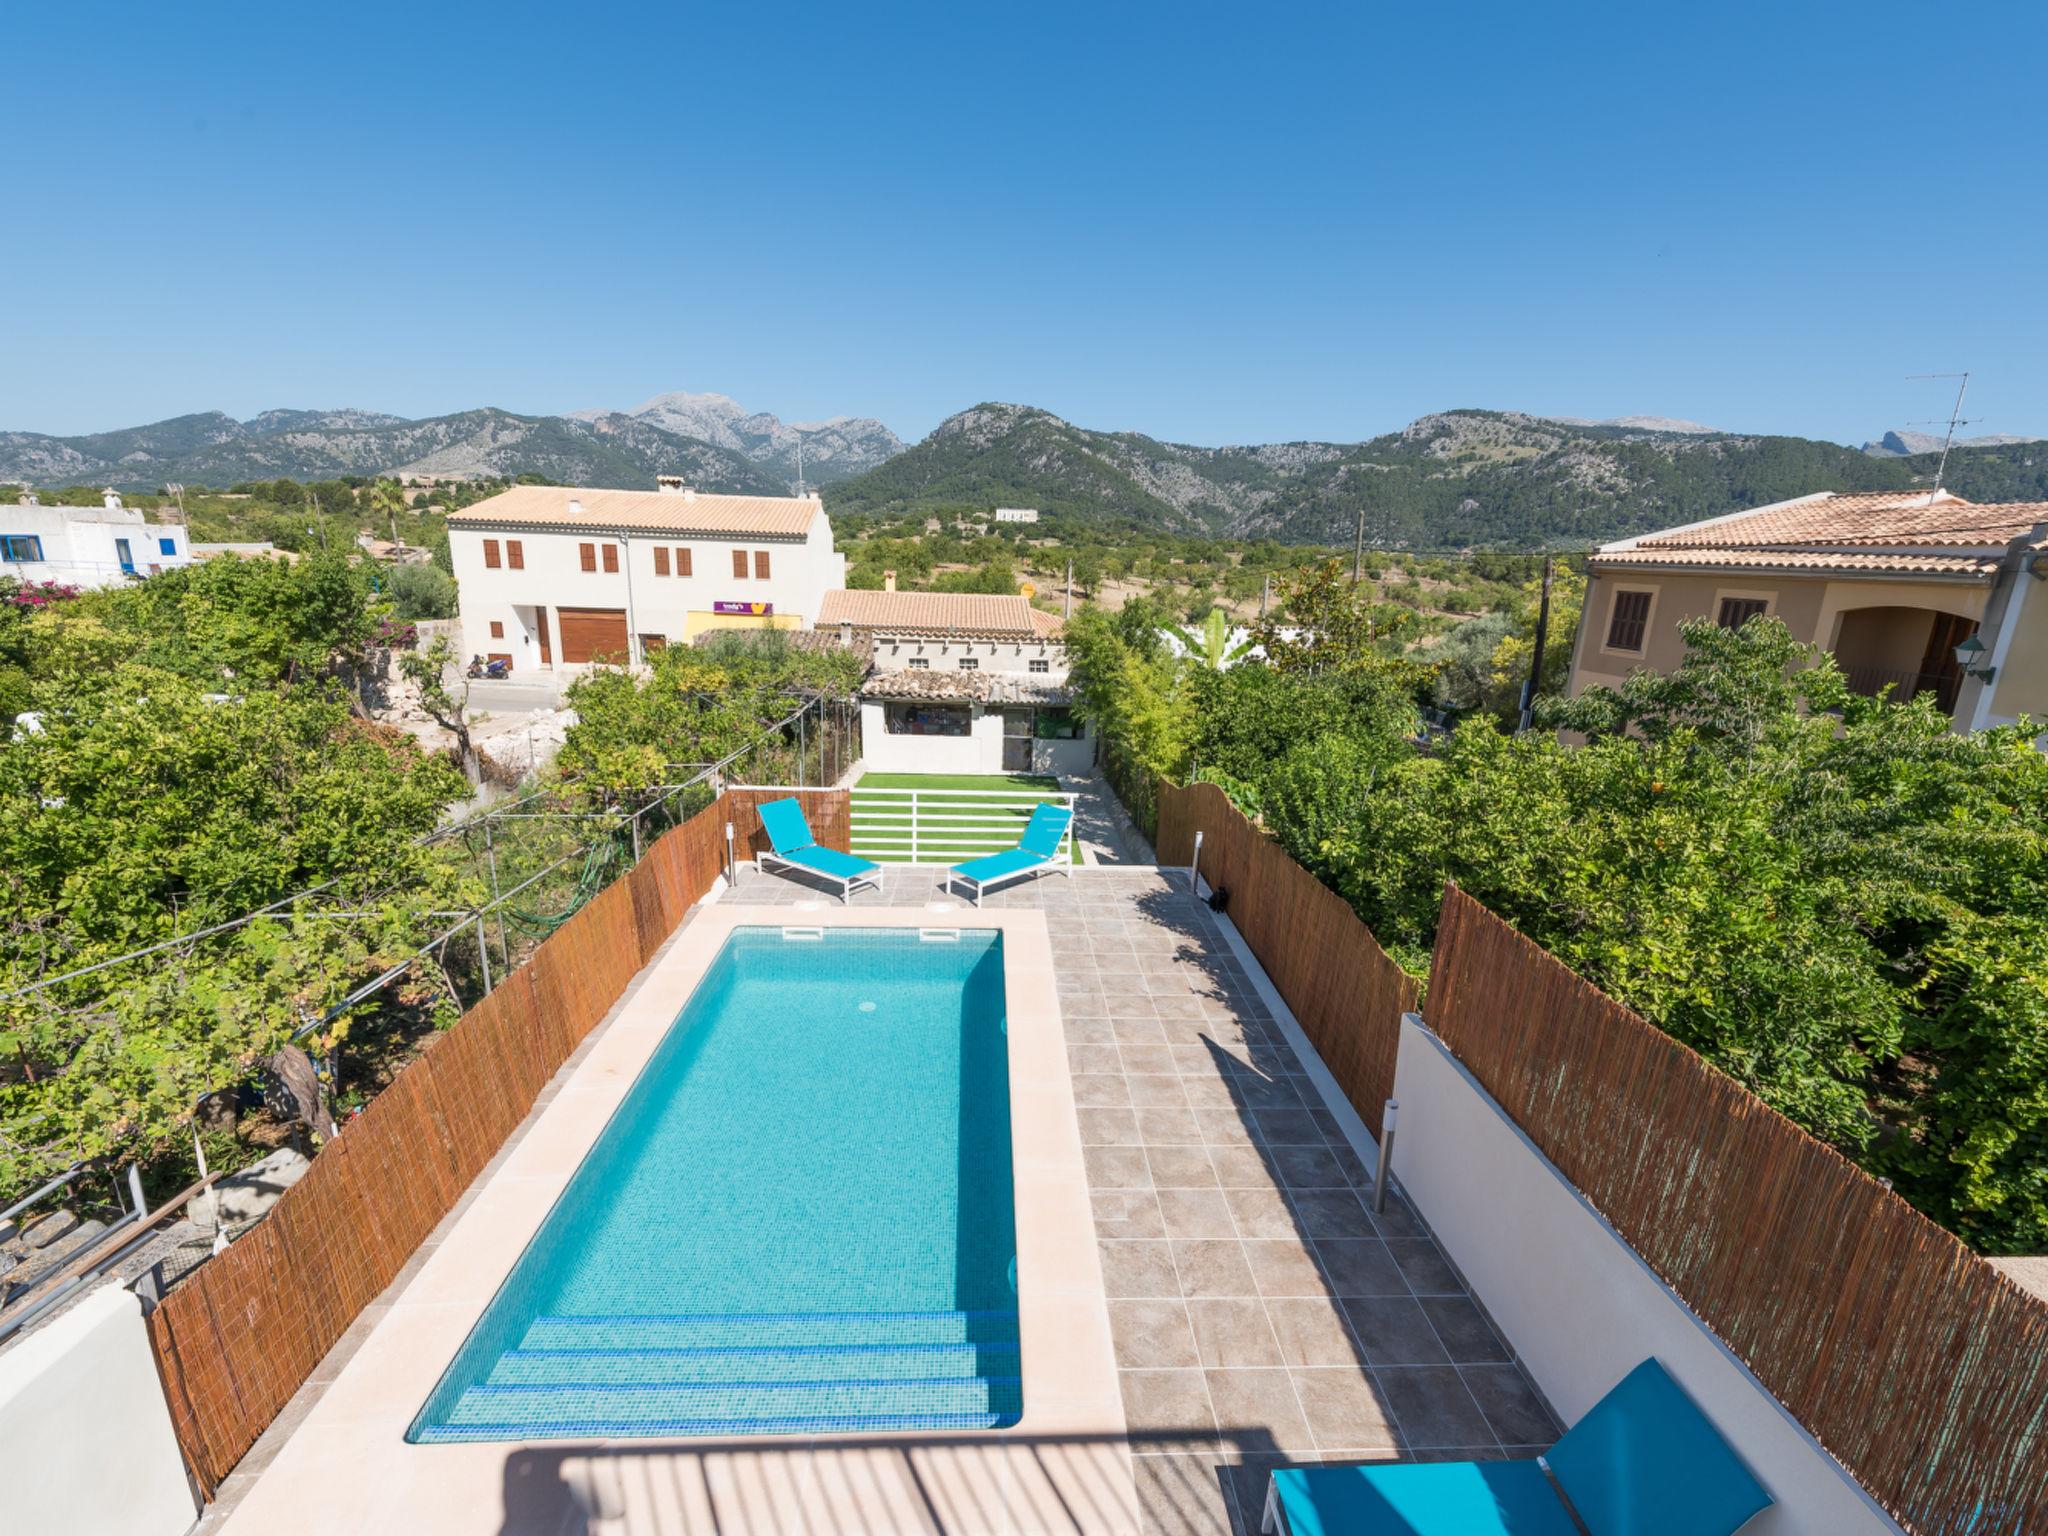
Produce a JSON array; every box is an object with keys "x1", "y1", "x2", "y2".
[
  {"x1": 1389, "y1": 1014, "x2": 1900, "y2": 1535},
  {"x1": 0, "y1": 1285, "x2": 198, "y2": 1536}
]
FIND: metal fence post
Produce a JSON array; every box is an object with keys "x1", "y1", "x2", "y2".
[
  {"x1": 1373, "y1": 1099, "x2": 1398, "y2": 1213},
  {"x1": 475, "y1": 913, "x2": 493, "y2": 995},
  {"x1": 1191, "y1": 829, "x2": 1204, "y2": 896},
  {"x1": 724, "y1": 821, "x2": 735, "y2": 886}
]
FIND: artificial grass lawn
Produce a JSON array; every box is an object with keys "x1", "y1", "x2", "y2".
[
  {"x1": 849, "y1": 771, "x2": 1082, "y2": 863},
  {"x1": 855, "y1": 771, "x2": 1061, "y2": 791}
]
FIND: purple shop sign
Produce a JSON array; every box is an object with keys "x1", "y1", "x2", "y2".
[{"x1": 713, "y1": 600, "x2": 773, "y2": 616}]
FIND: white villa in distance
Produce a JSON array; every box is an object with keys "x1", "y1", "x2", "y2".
[
  {"x1": 993, "y1": 507, "x2": 1039, "y2": 524},
  {"x1": 1, "y1": 490, "x2": 193, "y2": 588},
  {"x1": 816, "y1": 582, "x2": 1091, "y2": 776},
  {"x1": 446, "y1": 478, "x2": 846, "y2": 670}
]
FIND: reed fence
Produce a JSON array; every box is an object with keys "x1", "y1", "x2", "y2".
[
  {"x1": 1155, "y1": 779, "x2": 1416, "y2": 1138},
  {"x1": 145, "y1": 787, "x2": 852, "y2": 1495},
  {"x1": 1425, "y1": 881, "x2": 2048, "y2": 1536}
]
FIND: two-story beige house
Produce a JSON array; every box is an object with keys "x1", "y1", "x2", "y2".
[
  {"x1": 1569, "y1": 490, "x2": 2047, "y2": 732},
  {"x1": 447, "y1": 480, "x2": 845, "y2": 671}
]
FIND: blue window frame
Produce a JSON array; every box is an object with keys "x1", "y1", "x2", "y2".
[
  {"x1": 115, "y1": 537, "x2": 135, "y2": 573},
  {"x1": 158, "y1": 536, "x2": 177, "y2": 556},
  {"x1": 0, "y1": 534, "x2": 45, "y2": 562}
]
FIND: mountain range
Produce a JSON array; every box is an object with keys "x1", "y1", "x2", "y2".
[
  {"x1": 823, "y1": 404, "x2": 2048, "y2": 547},
  {"x1": 1861, "y1": 428, "x2": 2045, "y2": 457},
  {"x1": 6, "y1": 397, "x2": 2045, "y2": 549},
  {"x1": 0, "y1": 392, "x2": 897, "y2": 501}
]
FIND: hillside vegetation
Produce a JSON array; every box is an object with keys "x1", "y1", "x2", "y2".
[{"x1": 827, "y1": 403, "x2": 2047, "y2": 548}]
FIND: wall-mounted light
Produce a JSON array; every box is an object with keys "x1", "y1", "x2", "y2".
[{"x1": 1954, "y1": 633, "x2": 1996, "y2": 682}]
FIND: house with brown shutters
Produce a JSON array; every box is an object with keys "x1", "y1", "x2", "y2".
[
  {"x1": 445, "y1": 479, "x2": 845, "y2": 672},
  {"x1": 1568, "y1": 489, "x2": 2048, "y2": 734}
]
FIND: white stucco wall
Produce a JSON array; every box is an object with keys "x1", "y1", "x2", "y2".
[
  {"x1": 869, "y1": 635, "x2": 1067, "y2": 680},
  {"x1": 858, "y1": 699, "x2": 1004, "y2": 773},
  {"x1": 449, "y1": 512, "x2": 845, "y2": 670},
  {"x1": 1389, "y1": 1015, "x2": 1900, "y2": 1535},
  {"x1": 0, "y1": 1286, "x2": 198, "y2": 1536},
  {"x1": 1, "y1": 504, "x2": 193, "y2": 589}
]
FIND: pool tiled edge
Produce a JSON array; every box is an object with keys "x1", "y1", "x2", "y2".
[{"x1": 214, "y1": 904, "x2": 1139, "y2": 1536}]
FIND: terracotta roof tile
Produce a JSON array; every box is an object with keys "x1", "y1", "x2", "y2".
[
  {"x1": 1593, "y1": 547, "x2": 2002, "y2": 577},
  {"x1": 860, "y1": 669, "x2": 1071, "y2": 704},
  {"x1": 1593, "y1": 489, "x2": 2048, "y2": 581},
  {"x1": 816, "y1": 589, "x2": 1060, "y2": 638},
  {"x1": 1633, "y1": 491, "x2": 2047, "y2": 550},
  {"x1": 447, "y1": 485, "x2": 822, "y2": 538}
]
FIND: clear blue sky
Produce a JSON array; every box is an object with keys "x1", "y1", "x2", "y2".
[{"x1": 5, "y1": 0, "x2": 2044, "y2": 448}]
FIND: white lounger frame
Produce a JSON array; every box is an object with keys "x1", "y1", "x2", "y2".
[
  {"x1": 758, "y1": 849, "x2": 882, "y2": 904},
  {"x1": 946, "y1": 855, "x2": 1071, "y2": 907}
]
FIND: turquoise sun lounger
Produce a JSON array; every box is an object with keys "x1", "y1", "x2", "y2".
[
  {"x1": 1263, "y1": 1357, "x2": 1772, "y2": 1536},
  {"x1": 755, "y1": 797, "x2": 881, "y2": 903},
  {"x1": 945, "y1": 802, "x2": 1073, "y2": 906}
]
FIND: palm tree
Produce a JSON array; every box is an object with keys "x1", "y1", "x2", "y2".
[{"x1": 367, "y1": 479, "x2": 407, "y2": 548}]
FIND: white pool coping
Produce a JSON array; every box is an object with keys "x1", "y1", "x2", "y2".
[{"x1": 215, "y1": 905, "x2": 1138, "y2": 1536}]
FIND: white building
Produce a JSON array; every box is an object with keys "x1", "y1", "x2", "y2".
[
  {"x1": 1, "y1": 491, "x2": 193, "y2": 588},
  {"x1": 446, "y1": 480, "x2": 846, "y2": 671},
  {"x1": 815, "y1": 587, "x2": 1092, "y2": 776},
  {"x1": 993, "y1": 507, "x2": 1039, "y2": 524}
]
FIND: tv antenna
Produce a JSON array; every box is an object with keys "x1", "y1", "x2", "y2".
[{"x1": 1904, "y1": 372, "x2": 1972, "y2": 503}]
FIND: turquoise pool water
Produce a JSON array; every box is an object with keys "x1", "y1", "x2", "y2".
[{"x1": 408, "y1": 926, "x2": 1019, "y2": 1442}]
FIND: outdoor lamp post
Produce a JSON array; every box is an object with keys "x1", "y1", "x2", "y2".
[{"x1": 1953, "y1": 633, "x2": 1996, "y2": 682}]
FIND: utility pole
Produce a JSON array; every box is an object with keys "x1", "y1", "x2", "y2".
[
  {"x1": 1064, "y1": 559, "x2": 1073, "y2": 620},
  {"x1": 1518, "y1": 554, "x2": 1555, "y2": 734},
  {"x1": 1353, "y1": 503, "x2": 1367, "y2": 584}
]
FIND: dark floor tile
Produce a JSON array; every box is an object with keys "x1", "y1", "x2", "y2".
[
  {"x1": 1269, "y1": 1143, "x2": 1349, "y2": 1190},
  {"x1": 1312, "y1": 1238, "x2": 1408, "y2": 1297},
  {"x1": 1420, "y1": 1297, "x2": 1511, "y2": 1363},
  {"x1": 1287, "y1": 1188, "x2": 1374, "y2": 1240},
  {"x1": 1374, "y1": 1365, "x2": 1494, "y2": 1449},
  {"x1": 1385, "y1": 1239, "x2": 1463, "y2": 1295},
  {"x1": 1340, "y1": 1296, "x2": 1451, "y2": 1366},
  {"x1": 1461, "y1": 1364, "x2": 1563, "y2": 1445}
]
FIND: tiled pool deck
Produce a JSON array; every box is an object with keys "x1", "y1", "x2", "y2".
[
  {"x1": 200, "y1": 861, "x2": 1557, "y2": 1536},
  {"x1": 730, "y1": 864, "x2": 1561, "y2": 1535}
]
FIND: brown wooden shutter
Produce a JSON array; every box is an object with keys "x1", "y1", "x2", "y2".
[
  {"x1": 677, "y1": 547, "x2": 692, "y2": 576},
  {"x1": 653, "y1": 547, "x2": 670, "y2": 577},
  {"x1": 602, "y1": 544, "x2": 619, "y2": 573},
  {"x1": 579, "y1": 542, "x2": 597, "y2": 572},
  {"x1": 507, "y1": 540, "x2": 524, "y2": 569},
  {"x1": 754, "y1": 550, "x2": 771, "y2": 579},
  {"x1": 483, "y1": 539, "x2": 501, "y2": 569},
  {"x1": 732, "y1": 549, "x2": 748, "y2": 579},
  {"x1": 489, "y1": 620, "x2": 504, "y2": 638}
]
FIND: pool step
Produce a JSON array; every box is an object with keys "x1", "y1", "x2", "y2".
[
  {"x1": 520, "y1": 1309, "x2": 1017, "y2": 1353},
  {"x1": 490, "y1": 1340, "x2": 1021, "y2": 1387},
  {"x1": 412, "y1": 1309, "x2": 1024, "y2": 1442}
]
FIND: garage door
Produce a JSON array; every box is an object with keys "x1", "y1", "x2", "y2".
[{"x1": 556, "y1": 607, "x2": 629, "y2": 663}]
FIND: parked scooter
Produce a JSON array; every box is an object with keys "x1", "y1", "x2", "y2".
[{"x1": 465, "y1": 655, "x2": 509, "y2": 680}]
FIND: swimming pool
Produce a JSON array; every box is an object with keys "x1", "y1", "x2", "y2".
[{"x1": 408, "y1": 925, "x2": 1019, "y2": 1442}]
